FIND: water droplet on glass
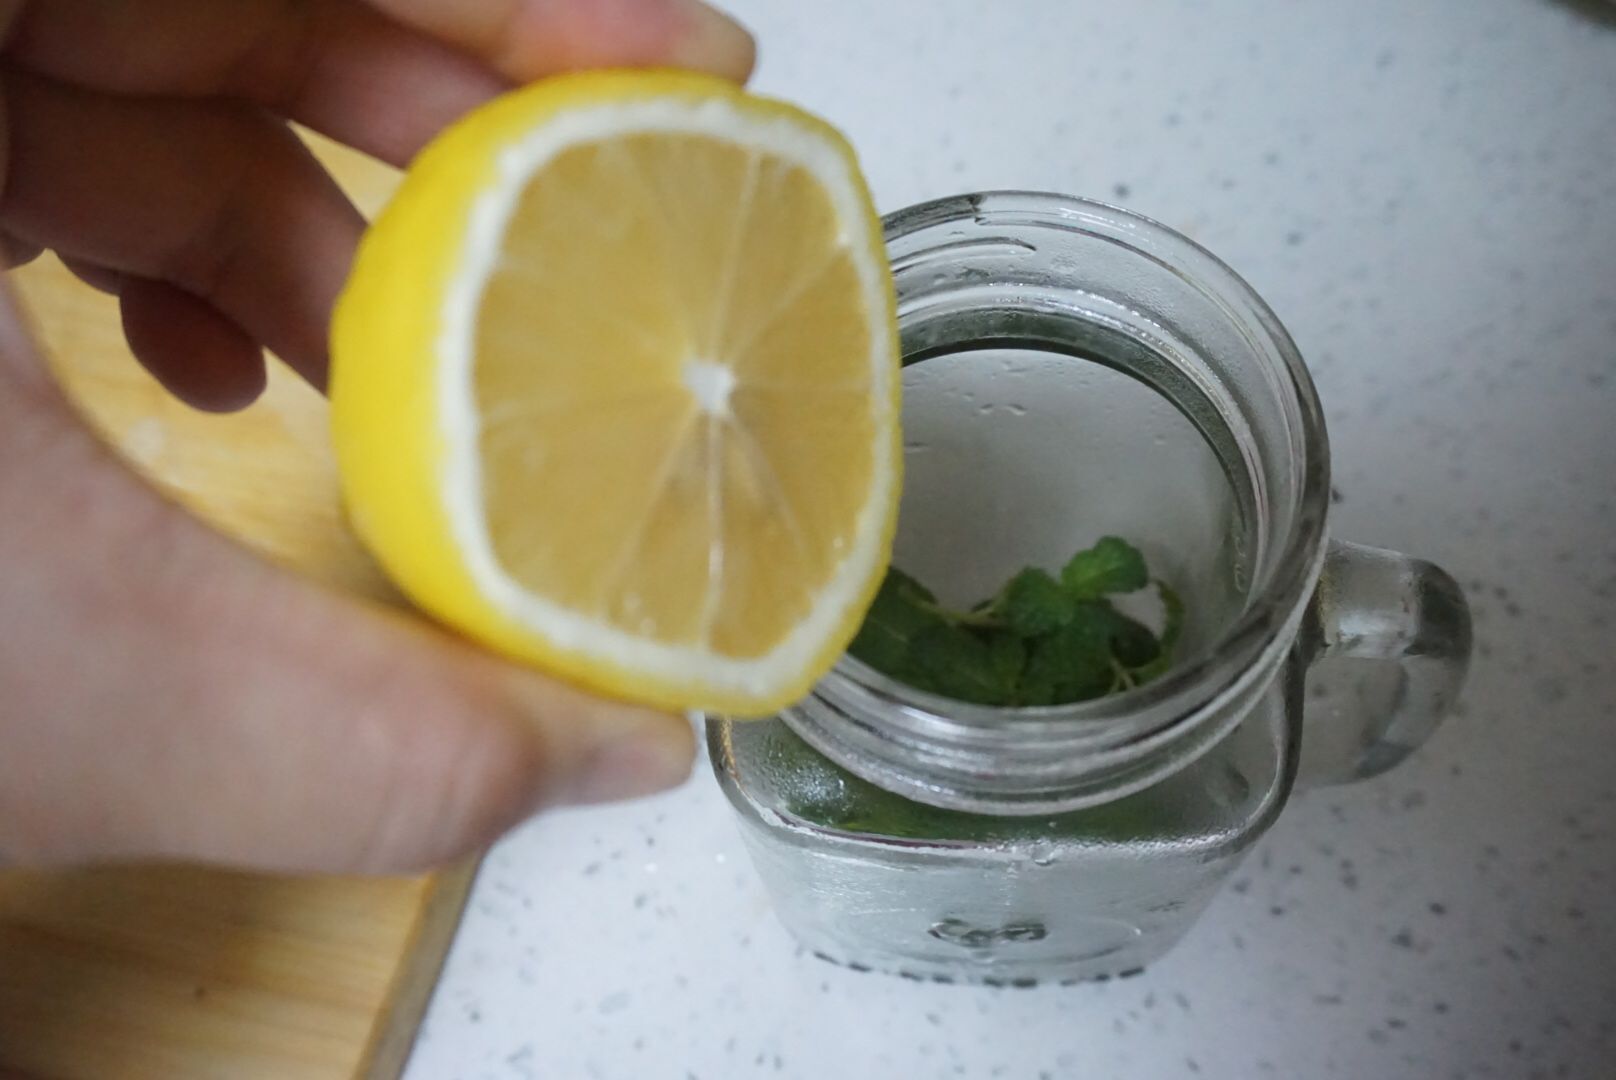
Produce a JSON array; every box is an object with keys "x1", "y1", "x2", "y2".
[
  {"x1": 1006, "y1": 404, "x2": 1028, "y2": 417},
  {"x1": 1027, "y1": 841, "x2": 1059, "y2": 867}
]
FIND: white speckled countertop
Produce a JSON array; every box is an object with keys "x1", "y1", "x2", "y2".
[{"x1": 403, "y1": 2, "x2": 1616, "y2": 1077}]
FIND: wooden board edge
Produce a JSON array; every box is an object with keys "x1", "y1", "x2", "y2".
[{"x1": 355, "y1": 859, "x2": 482, "y2": 1080}]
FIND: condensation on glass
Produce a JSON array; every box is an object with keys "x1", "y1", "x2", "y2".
[{"x1": 709, "y1": 193, "x2": 1472, "y2": 986}]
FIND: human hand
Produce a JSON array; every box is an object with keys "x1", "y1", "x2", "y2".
[{"x1": 0, "y1": 0, "x2": 754, "y2": 871}]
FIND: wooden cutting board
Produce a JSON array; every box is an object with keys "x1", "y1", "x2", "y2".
[{"x1": 0, "y1": 139, "x2": 475, "y2": 1079}]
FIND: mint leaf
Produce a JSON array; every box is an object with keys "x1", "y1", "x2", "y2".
[
  {"x1": 1130, "y1": 580, "x2": 1185, "y2": 683},
  {"x1": 1061, "y1": 537, "x2": 1149, "y2": 599},
  {"x1": 1105, "y1": 610, "x2": 1162, "y2": 668},
  {"x1": 850, "y1": 543, "x2": 1183, "y2": 708},
  {"x1": 1019, "y1": 611, "x2": 1114, "y2": 705},
  {"x1": 986, "y1": 631, "x2": 1028, "y2": 696},
  {"x1": 1158, "y1": 579, "x2": 1185, "y2": 652},
  {"x1": 848, "y1": 567, "x2": 946, "y2": 675},
  {"x1": 887, "y1": 565, "x2": 938, "y2": 607},
  {"x1": 909, "y1": 624, "x2": 1005, "y2": 705},
  {"x1": 992, "y1": 567, "x2": 1077, "y2": 636}
]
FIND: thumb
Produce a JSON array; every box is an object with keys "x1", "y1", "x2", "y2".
[{"x1": 0, "y1": 290, "x2": 693, "y2": 873}]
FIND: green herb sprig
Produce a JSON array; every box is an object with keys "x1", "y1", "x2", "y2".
[{"x1": 848, "y1": 537, "x2": 1183, "y2": 707}]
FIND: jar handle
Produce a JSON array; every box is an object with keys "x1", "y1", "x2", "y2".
[{"x1": 1295, "y1": 540, "x2": 1473, "y2": 787}]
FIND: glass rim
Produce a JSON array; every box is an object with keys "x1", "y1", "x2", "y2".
[{"x1": 822, "y1": 190, "x2": 1332, "y2": 742}]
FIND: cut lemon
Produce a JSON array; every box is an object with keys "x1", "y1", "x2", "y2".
[{"x1": 330, "y1": 71, "x2": 900, "y2": 716}]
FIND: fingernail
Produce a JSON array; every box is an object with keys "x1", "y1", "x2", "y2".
[
  {"x1": 670, "y1": 0, "x2": 757, "y2": 82},
  {"x1": 571, "y1": 729, "x2": 695, "y2": 805}
]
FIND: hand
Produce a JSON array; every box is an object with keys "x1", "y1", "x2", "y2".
[{"x1": 0, "y1": 0, "x2": 754, "y2": 872}]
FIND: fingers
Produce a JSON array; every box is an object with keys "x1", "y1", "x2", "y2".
[
  {"x1": 367, "y1": 0, "x2": 756, "y2": 83},
  {"x1": 275, "y1": 2, "x2": 506, "y2": 167},
  {"x1": 1, "y1": 72, "x2": 362, "y2": 388},
  {"x1": 55, "y1": 257, "x2": 267, "y2": 412},
  {"x1": 1, "y1": 232, "x2": 40, "y2": 268},
  {"x1": 4, "y1": 0, "x2": 754, "y2": 167},
  {"x1": 0, "y1": 290, "x2": 694, "y2": 873},
  {"x1": 56, "y1": 255, "x2": 123, "y2": 296},
  {"x1": 120, "y1": 280, "x2": 268, "y2": 412},
  {"x1": 3, "y1": 0, "x2": 505, "y2": 167}
]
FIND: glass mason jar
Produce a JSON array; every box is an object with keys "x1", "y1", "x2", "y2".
[{"x1": 707, "y1": 192, "x2": 1472, "y2": 986}]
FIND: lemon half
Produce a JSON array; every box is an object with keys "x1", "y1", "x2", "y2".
[{"x1": 331, "y1": 72, "x2": 900, "y2": 716}]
